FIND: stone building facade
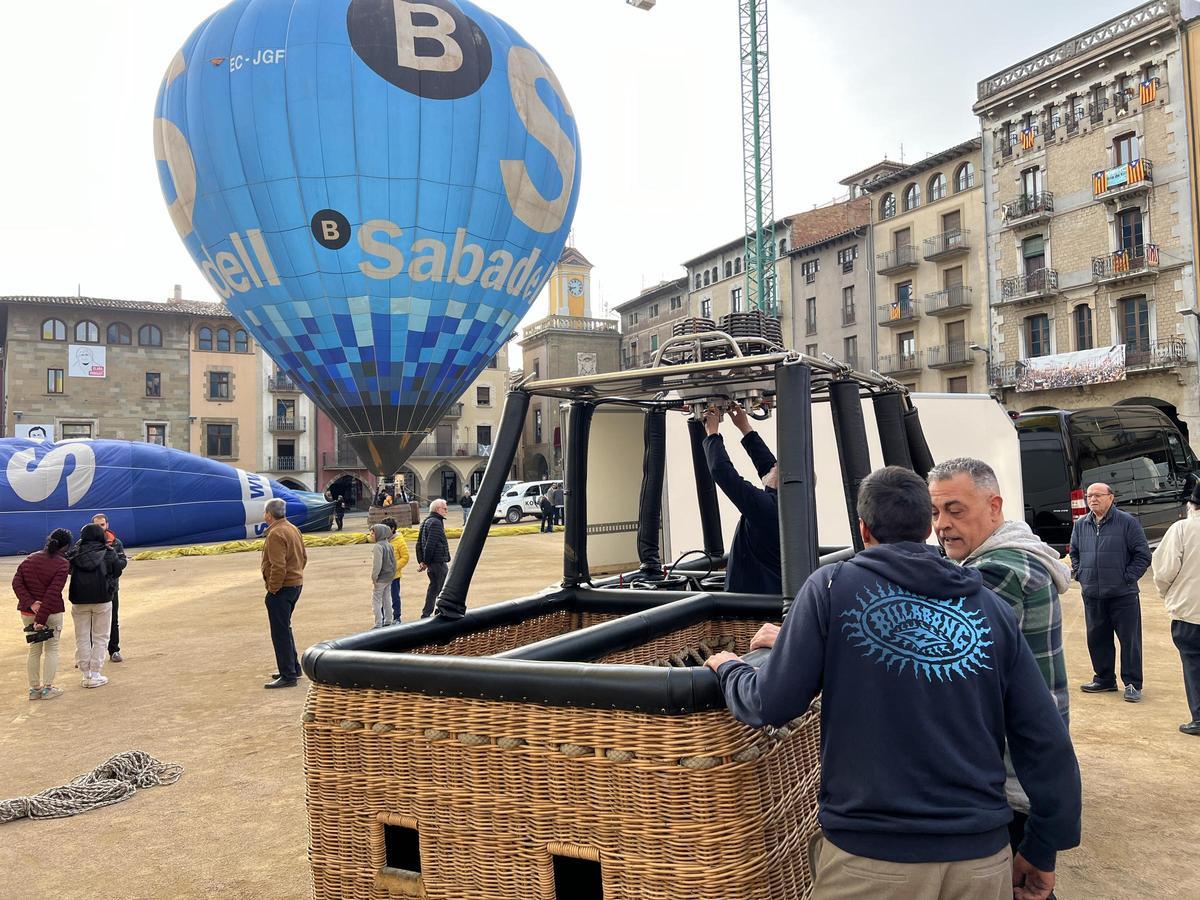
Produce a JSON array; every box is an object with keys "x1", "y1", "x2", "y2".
[
  {"x1": 1, "y1": 295, "x2": 207, "y2": 448},
  {"x1": 614, "y1": 277, "x2": 689, "y2": 369},
  {"x1": 189, "y1": 309, "x2": 260, "y2": 472},
  {"x1": 974, "y1": 0, "x2": 1199, "y2": 435},
  {"x1": 864, "y1": 139, "x2": 989, "y2": 392}
]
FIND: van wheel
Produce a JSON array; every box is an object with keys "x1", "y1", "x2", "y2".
[{"x1": 505, "y1": 507, "x2": 523, "y2": 524}]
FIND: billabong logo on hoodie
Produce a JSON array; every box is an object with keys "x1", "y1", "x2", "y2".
[{"x1": 841, "y1": 583, "x2": 992, "y2": 680}]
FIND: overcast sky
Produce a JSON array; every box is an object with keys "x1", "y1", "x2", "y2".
[{"x1": 0, "y1": 0, "x2": 1135, "y2": 353}]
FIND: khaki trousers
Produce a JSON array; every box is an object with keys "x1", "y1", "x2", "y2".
[
  {"x1": 21, "y1": 612, "x2": 64, "y2": 689},
  {"x1": 71, "y1": 602, "x2": 113, "y2": 675},
  {"x1": 813, "y1": 836, "x2": 1012, "y2": 900}
]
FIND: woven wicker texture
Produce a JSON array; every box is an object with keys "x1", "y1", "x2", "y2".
[
  {"x1": 304, "y1": 617, "x2": 820, "y2": 900},
  {"x1": 405, "y1": 611, "x2": 616, "y2": 658}
]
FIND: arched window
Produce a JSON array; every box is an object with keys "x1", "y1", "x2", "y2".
[
  {"x1": 779, "y1": 237, "x2": 787, "y2": 256},
  {"x1": 234, "y1": 329, "x2": 249, "y2": 353},
  {"x1": 107, "y1": 322, "x2": 132, "y2": 345},
  {"x1": 902, "y1": 183, "x2": 920, "y2": 211},
  {"x1": 928, "y1": 173, "x2": 947, "y2": 202},
  {"x1": 724, "y1": 261, "x2": 733, "y2": 278},
  {"x1": 703, "y1": 270, "x2": 710, "y2": 287},
  {"x1": 712, "y1": 266, "x2": 719, "y2": 283},
  {"x1": 75, "y1": 320, "x2": 99, "y2": 343},
  {"x1": 734, "y1": 256, "x2": 742, "y2": 275},
  {"x1": 216, "y1": 327, "x2": 231, "y2": 352},
  {"x1": 880, "y1": 193, "x2": 896, "y2": 220},
  {"x1": 138, "y1": 324, "x2": 162, "y2": 347},
  {"x1": 197, "y1": 326, "x2": 213, "y2": 351},
  {"x1": 955, "y1": 162, "x2": 975, "y2": 193},
  {"x1": 41, "y1": 318, "x2": 66, "y2": 341},
  {"x1": 694, "y1": 273, "x2": 702, "y2": 290}
]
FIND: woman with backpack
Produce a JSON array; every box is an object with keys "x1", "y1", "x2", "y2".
[
  {"x1": 67, "y1": 523, "x2": 118, "y2": 688},
  {"x1": 13, "y1": 528, "x2": 73, "y2": 700}
]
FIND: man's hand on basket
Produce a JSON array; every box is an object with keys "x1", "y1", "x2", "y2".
[
  {"x1": 704, "y1": 651, "x2": 740, "y2": 672},
  {"x1": 749, "y1": 623, "x2": 780, "y2": 651}
]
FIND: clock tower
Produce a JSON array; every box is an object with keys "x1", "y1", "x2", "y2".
[{"x1": 548, "y1": 247, "x2": 593, "y2": 318}]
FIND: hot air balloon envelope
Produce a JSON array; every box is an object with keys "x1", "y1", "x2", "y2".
[{"x1": 155, "y1": 0, "x2": 582, "y2": 475}]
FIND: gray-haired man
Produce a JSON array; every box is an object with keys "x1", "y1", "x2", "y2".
[
  {"x1": 928, "y1": 457, "x2": 1072, "y2": 876},
  {"x1": 261, "y1": 498, "x2": 307, "y2": 689}
]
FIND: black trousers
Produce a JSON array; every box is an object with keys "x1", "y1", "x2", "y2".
[
  {"x1": 540, "y1": 510, "x2": 554, "y2": 532},
  {"x1": 107, "y1": 594, "x2": 120, "y2": 654},
  {"x1": 1172, "y1": 619, "x2": 1200, "y2": 722},
  {"x1": 334, "y1": 513, "x2": 344, "y2": 531},
  {"x1": 265, "y1": 585, "x2": 302, "y2": 681},
  {"x1": 1082, "y1": 592, "x2": 1143, "y2": 689},
  {"x1": 422, "y1": 562, "x2": 448, "y2": 618}
]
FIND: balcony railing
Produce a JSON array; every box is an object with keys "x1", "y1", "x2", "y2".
[
  {"x1": 322, "y1": 450, "x2": 364, "y2": 469},
  {"x1": 878, "y1": 351, "x2": 922, "y2": 375},
  {"x1": 1001, "y1": 192, "x2": 1054, "y2": 226},
  {"x1": 988, "y1": 362, "x2": 1021, "y2": 388},
  {"x1": 925, "y1": 285, "x2": 973, "y2": 315},
  {"x1": 1092, "y1": 244, "x2": 1160, "y2": 281},
  {"x1": 923, "y1": 229, "x2": 970, "y2": 260},
  {"x1": 267, "y1": 455, "x2": 308, "y2": 472},
  {"x1": 876, "y1": 244, "x2": 919, "y2": 276},
  {"x1": 523, "y1": 315, "x2": 619, "y2": 341},
  {"x1": 441, "y1": 402, "x2": 464, "y2": 419},
  {"x1": 267, "y1": 416, "x2": 307, "y2": 432},
  {"x1": 267, "y1": 375, "x2": 300, "y2": 392},
  {"x1": 997, "y1": 268, "x2": 1058, "y2": 304},
  {"x1": 1092, "y1": 158, "x2": 1153, "y2": 200},
  {"x1": 878, "y1": 299, "x2": 919, "y2": 325},
  {"x1": 1125, "y1": 337, "x2": 1187, "y2": 371},
  {"x1": 408, "y1": 442, "x2": 494, "y2": 459},
  {"x1": 842, "y1": 306, "x2": 856, "y2": 326},
  {"x1": 927, "y1": 342, "x2": 974, "y2": 369}
]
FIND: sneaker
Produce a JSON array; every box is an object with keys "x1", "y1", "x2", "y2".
[
  {"x1": 28, "y1": 688, "x2": 42, "y2": 701},
  {"x1": 83, "y1": 674, "x2": 109, "y2": 688},
  {"x1": 110, "y1": 651, "x2": 124, "y2": 663},
  {"x1": 40, "y1": 686, "x2": 64, "y2": 700},
  {"x1": 1124, "y1": 685, "x2": 1142, "y2": 703},
  {"x1": 81, "y1": 673, "x2": 93, "y2": 687}
]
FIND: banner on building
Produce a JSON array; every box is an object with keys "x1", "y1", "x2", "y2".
[
  {"x1": 68, "y1": 345, "x2": 106, "y2": 378},
  {"x1": 14, "y1": 424, "x2": 52, "y2": 440},
  {"x1": 1016, "y1": 345, "x2": 1125, "y2": 393}
]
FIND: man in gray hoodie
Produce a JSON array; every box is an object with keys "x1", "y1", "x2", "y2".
[
  {"x1": 369, "y1": 523, "x2": 397, "y2": 628},
  {"x1": 929, "y1": 457, "x2": 1073, "y2": 879}
]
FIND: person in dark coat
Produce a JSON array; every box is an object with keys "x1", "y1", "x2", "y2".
[
  {"x1": 539, "y1": 489, "x2": 555, "y2": 532},
  {"x1": 91, "y1": 514, "x2": 128, "y2": 662},
  {"x1": 67, "y1": 523, "x2": 118, "y2": 689},
  {"x1": 334, "y1": 495, "x2": 348, "y2": 531},
  {"x1": 416, "y1": 499, "x2": 451, "y2": 618},
  {"x1": 551, "y1": 483, "x2": 565, "y2": 527},
  {"x1": 13, "y1": 528, "x2": 73, "y2": 700},
  {"x1": 701, "y1": 404, "x2": 781, "y2": 596},
  {"x1": 1070, "y1": 482, "x2": 1153, "y2": 702}
]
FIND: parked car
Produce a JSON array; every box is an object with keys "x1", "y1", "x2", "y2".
[
  {"x1": 1015, "y1": 406, "x2": 1198, "y2": 550},
  {"x1": 493, "y1": 480, "x2": 558, "y2": 524}
]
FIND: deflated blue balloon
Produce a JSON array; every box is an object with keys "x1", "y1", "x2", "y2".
[
  {"x1": 154, "y1": 0, "x2": 582, "y2": 475},
  {"x1": 0, "y1": 439, "x2": 329, "y2": 556}
]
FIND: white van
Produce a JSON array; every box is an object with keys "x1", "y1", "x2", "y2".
[{"x1": 494, "y1": 480, "x2": 558, "y2": 524}]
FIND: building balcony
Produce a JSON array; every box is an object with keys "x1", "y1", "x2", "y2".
[
  {"x1": 996, "y1": 269, "x2": 1058, "y2": 306},
  {"x1": 1092, "y1": 158, "x2": 1153, "y2": 202},
  {"x1": 322, "y1": 450, "x2": 363, "y2": 470},
  {"x1": 925, "y1": 285, "x2": 973, "y2": 316},
  {"x1": 923, "y1": 229, "x2": 970, "y2": 261},
  {"x1": 1001, "y1": 192, "x2": 1053, "y2": 229},
  {"x1": 267, "y1": 416, "x2": 307, "y2": 433},
  {"x1": 523, "y1": 315, "x2": 619, "y2": 341},
  {"x1": 266, "y1": 455, "x2": 308, "y2": 472},
  {"x1": 927, "y1": 342, "x2": 975, "y2": 369},
  {"x1": 441, "y1": 402, "x2": 464, "y2": 420},
  {"x1": 878, "y1": 351, "x2": 922, "y2": 376},
  {"x1": 408, "y1": 442, "x2": 494, "y2": 459},
  {"x1": 878, "y1": 299, "x2": 919, "y2": 326},
  {"x1": 876, "y1": 245, "x2": 919, "y2": 276},
  {"x1": 988, "y1": 363, "x2": 1019, "y2": 389},
  {"x1": 1092, "y1": 244, "x2": 1160, "y2": 283},
  {"x1": 1125, "y1": 337, "x2": 1187, "y2": 372},
  {"x1": 267, "y1": 375, "x2": 301, "y2": 392}
]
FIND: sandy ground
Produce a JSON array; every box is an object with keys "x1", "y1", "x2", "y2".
[{"x1": 0, "y1": 535, "x2": 1197, "y2": 899}]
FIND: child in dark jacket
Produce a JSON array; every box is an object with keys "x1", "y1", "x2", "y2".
[
  {"x1": 13, "y1": 528, "x2": 73, "y2": 700},
  {"x1": 67, "y1": 523, "x2": 118, "y2": 688}
]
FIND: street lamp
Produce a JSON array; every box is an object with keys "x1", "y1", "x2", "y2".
[
  {"x1": 1182, "y1": 309, "x2": 1200, "y2": 351},
  {"x1": 969, "y1": 343, "x2": 992, "y2": 367}
]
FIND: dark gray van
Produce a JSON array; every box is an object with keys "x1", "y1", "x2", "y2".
[{"x1": 1015, "y1": 406, "x2": 1198, "y2": 550}]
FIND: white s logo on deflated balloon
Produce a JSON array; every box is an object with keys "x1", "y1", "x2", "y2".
[{"x1": 6, "y1": 443, "x2": 97, "y2": 506}]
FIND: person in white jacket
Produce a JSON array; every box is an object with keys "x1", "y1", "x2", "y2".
[{"x1": 1150, "y1": 485, "x2": 1200, "y2": 736}]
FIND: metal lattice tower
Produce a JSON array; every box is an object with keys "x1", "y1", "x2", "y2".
[{"x1": 739, "y1": 0, "x2": 776, "y2": 315}]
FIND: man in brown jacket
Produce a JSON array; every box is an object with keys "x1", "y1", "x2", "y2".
[{"x1": 261, "y1": 498, "x2": 307, "y2": 689}]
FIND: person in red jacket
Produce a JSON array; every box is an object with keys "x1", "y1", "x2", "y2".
[{"x1": 12, "y1": 528, "x2": 73, "y2": 700}]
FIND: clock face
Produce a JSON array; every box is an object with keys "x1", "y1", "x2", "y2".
[{"x1": 567, "y1": 277, "x2": 584, "y2": 296}]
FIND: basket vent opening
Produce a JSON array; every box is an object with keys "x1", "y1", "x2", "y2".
[
  {"x1": 384, "y1": 824, "x2": 421, "y2": 873},
  {"x1": 553, "y1": 854, "x2": 602, "y2": 900}
]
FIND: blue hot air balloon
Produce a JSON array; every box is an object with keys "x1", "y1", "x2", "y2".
[{"x1": 154, "y1": 0, "x2": 582, "y2": 475}]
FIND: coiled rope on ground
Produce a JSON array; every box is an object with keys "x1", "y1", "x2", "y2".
[{"x1": 0, "y1": 751, "x2": 183, "y2": 823}]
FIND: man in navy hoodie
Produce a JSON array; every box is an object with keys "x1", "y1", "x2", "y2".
[{"x1": 706, "y1": 466, "x2": 1080, "y2": 900}]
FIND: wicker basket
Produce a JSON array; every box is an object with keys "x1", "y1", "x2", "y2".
[{"x1": 303, "y1": 609, "x2": 821, "y2": 900}]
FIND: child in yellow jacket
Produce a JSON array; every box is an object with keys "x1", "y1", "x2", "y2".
[{"x1": 381, "y1": 517, "x2": 410, "y2": 623}]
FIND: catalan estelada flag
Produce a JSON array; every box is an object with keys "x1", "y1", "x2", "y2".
[
  {"x1": 1147, "y1": 244, "x2": 1160, "y2": 266},
  {"x1": 1020, "y1": 129, "x2": 1036, "y2": 150},
  {"x1": 1140, "y1": 79, "x2": 1158, "y2": 104}
]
